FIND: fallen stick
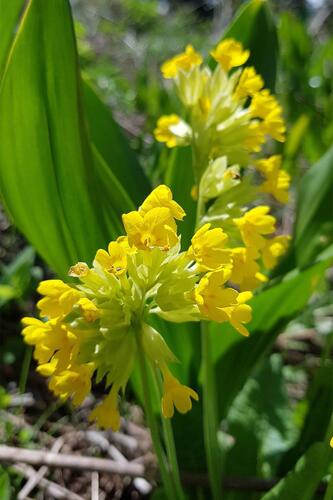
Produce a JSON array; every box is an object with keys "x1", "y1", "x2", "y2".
[
  {"x1": 13, "y1": 463, "x2": 84, "y2": 500},
  {"x1": 0, "y1": 445, "x2": 144, "y2": 477},
  {"x1": 17, "y1": 437, "x2": 64, "y2": 500}
]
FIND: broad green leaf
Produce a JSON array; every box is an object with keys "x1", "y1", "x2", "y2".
[
  {"x1": 223, "y1": 0, "x2": 278, "y2": 90},
  {"x1": 261, "y1": 442, "x2": 332, "y2": 500},
  {"x1": 0, "y1": 0, "x2": 134, "y2": 277},
  {"x1": 0, "y1": 0, "x2": 25, "y2": 77},
  {"x1": 211, "y1": 261, "x2": 327, "y2": 419},
  {"x1": 82, "y1": 79, "x2": 151, "y2": 205},
  {"x1": 295, "y1": 145, "x2": 333, "y2": 267},
  {"x1": 225, "y1": 355, "x2": 297, "y2": 482}
]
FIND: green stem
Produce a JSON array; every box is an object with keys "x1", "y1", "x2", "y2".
[
  {"x1": 134, "y1": 327, "x2": 176, "y2": 500},
  {"x1": 19, "y1": 346, "x2": 32, "y2": 395},
  {"x1": 201, "y1": 321, "x2": 222, "y2": 500},
  {"x1": 195, "y1": 183, "x2": 222, "y2": 500},
  {"x1": 153, "y1": 367, "x2": 185, "y2": 500}
]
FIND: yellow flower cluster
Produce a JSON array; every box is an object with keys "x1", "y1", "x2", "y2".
[
  {"x1": 22, "y1": 185, "x2": 289, "y2": 429},
  {"x1": 154, "y1": 39, "x2": 289, "y2": 204}
]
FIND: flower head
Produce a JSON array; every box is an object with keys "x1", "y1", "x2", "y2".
[{"x1": 22, "y1": 186, "x2": 274, "y2": 428}]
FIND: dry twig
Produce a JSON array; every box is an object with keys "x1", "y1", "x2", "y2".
[{"x1": 0, "y1": 445, "x2": 144, "y2": 477}]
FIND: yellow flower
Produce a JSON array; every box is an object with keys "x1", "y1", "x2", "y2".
[
  {"x1": 161, "y1": 44, "x2": 203, "y2": 79},
  {"x1": 188, "y1": 223, "x2": 232, "y2": 271},
  {"x1": 211, "y1": 38, "x2": 249, "y2": 72},
  {"x1": 330, "y1": 437, "x2": 333, "y2": 448},
  {"x1": 77, "y1": 298, "x2": 100, "y2": 322},
  {"x1": 48, "y1": 363, "x2": 94, "y2": 406},
  {"x1": 230, "y1": 247, "x2": 267, "y2": 291},
  {"x1": 68, "y1": 262, "x2": 89, "y2": 277},
  {"x1": 243, "y1": 121, "x2": 266, "y2": 153},
  {"x1": 234, "y1": 67, "x2": 264, "y2": 99},
  {"x1": 22, "y1": 317, "x2": 77, "y2": 368},
  {"x1": 37, "y1": 280, "x2": 81, "y2": 319},
  {"x1": 233, "y1": 206, "x2": 276, "y2": 249},
  {"x1": 195, "y1": 270, "x2": 252, "y2": 335},
  {"x1": 262, "y1": 235, "x2": 290, "y2": 269},
  {"x1": 161, "y1": 367, "x2": 198, "y2": 418},
  {"x1": 256, "y1": 156, "x2": 290, "y2": 204},
  {"x1": 154, "y1": 114, "x2": 192, "y2": 148},
  {"x1": 89, "y1": 385, "x2": 121, "y2": 431},
  {"x1": 195, "y1": 269, "x2": 236, "y2": 321},
  {"x1": 94, "y1": 241, "x2": 127, "y2": 276},
  {"x1": 140, "y1": 184, "x2": 185, "y2": 220},
  {"x1": 224, "y1": 292, "x2": 253, "y2": 337},
  {"x1": 250, "y1": 90, "x2": 285, "y2": 142},
  {"x1": 122, "y1": 207, "x2": 178, "y2": 251}
]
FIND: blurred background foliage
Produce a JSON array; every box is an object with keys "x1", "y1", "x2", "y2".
[{"x1": 0, "y1": 0, "x2": 332, "y2": 498}]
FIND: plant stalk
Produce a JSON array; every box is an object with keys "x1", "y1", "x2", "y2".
[
  {"x1": 134, "y1": 327, "x2": 179, "y2": 500},
  {"x1": 153, "y1": 367, "x2": 185, "y2": 500},
  {"x1": 195, "y1": 184, "x2": 222, "y2": 500}
]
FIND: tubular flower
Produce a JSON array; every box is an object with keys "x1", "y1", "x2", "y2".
[
  {"x1": 230, "y1": 247, "x2": 267, "y2": 291},
  {"x1": 234, "y1": 66, "x2": 264, "y2": 99},
  {"x1": 37, "y1": 280, "x2": 81, "y2": 319},
  {"x1": 262, "y1": 235, "x2": 291, "y2": 270},
  {"x1": 250, "y1": 90, "x2": 286, "y2": 142},
  {"x1": 89, "y1": 385, "x2": 121, "y2": 431},
  {"x1": 188, "y1": 223, "x2": 232, "y2": 271},
  {"x1": 255, "y1": 155, "x2": 291, "y2": 204},
  {"x1": 154, "y1": 114, "x2": 192, "y2": 148},
  {"x1": 161, "y1": 366, "x2": 199, "y2": 418},
  {"x1": 233, "y1": 206, "x2": 276, "y2": 250},
  {"x1": 210, "y1": 39, "x2": 249, "y2": 71},
  {"x1": 194, "y1": 269, "x2": 252, "y2": 336},
  {"x1": 161, "y1": 44, "x2": 203, "y2": 79}
]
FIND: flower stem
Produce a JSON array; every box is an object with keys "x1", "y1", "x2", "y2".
[
  {"x1": 201, "y1": 320, "x2": 222, "y2": 500},
  {"x1": 195, "y1": 185, "x2": 222, "y2": 500},
  {"x1": 19, "y1": 346, "x2": 32, "y2": 395},
  {"x1": 134, "y1": 328, "x2": 177, "y2": 500},
  {"x1": 153, "y1": 367, "x2": 185, "y2": 500}
]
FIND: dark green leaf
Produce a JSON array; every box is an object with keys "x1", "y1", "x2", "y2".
[
  {"x1": 261, "y1": 442, "x2": 332, "y2": 500},
  {"x1": 295, "y1": 145, "x2": 333, "y2": 267},
  {"x1": 0, "y1": 0, "x2": 25, "y2": 78},
  {"x1": 82, "y1": 79, "x2": 150, "y2": 205},
  {"x1": 0, "y1": 0, "x2": 134, "y2": 276}
]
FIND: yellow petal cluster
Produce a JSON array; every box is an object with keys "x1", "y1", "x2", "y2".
[
  {"x1": 155, "y1": 38, "x2": 287, "y2": 188},
  {"x1": 22, "y1": 185, "x2": 290, "y2": 428}
]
